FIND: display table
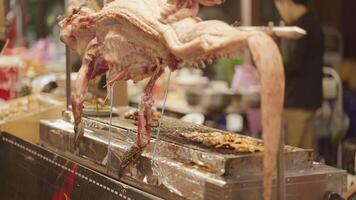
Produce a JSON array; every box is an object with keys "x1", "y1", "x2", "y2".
[{"x1": 34, "y1": 108, "x2": 347, "y2": 200}]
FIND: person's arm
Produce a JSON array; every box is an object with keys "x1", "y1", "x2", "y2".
[{"x1": 284, "y1": 36, "x2": 307, "y2": 75}]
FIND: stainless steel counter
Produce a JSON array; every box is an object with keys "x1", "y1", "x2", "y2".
[{"x1": 38, "y1": 108, "x2": 347, "y2": 200}]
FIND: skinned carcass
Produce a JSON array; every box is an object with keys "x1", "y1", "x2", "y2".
[{"x1": 59, "y1": 1, "x2": 284, "y2": 199}]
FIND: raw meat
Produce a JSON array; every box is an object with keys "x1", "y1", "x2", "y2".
[{"x1": 59, "y1": 1, "x2": 284, "y2": 199}]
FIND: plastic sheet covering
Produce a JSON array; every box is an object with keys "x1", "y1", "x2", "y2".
[
  {"x1": 151, "y1": 140, "x2": 225, "y2": 200},
  {"x1": 109, "y1": 137, "x2": 231, "y2": 199},
  {"x1": 40, "y1": 118, "x2": 222, "y2": 199},
  {"x1": 151, "y1": 139, "x2": 227, "y2": 175},
  {"x1": 57, "y1": 110, "x2": 317, "y2": 198},
  {"x1": 150, "y1": 69, "x2": 216, "y2": 199}
]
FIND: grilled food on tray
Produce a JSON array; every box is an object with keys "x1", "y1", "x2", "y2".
[
  {"x1": 124, "y1": 109, "x2": 161, "y2": 127},
  {"x1": 82, "y1": 97, "x2": 113, "y2": 116},
  {"x1": 83, "y1": 97, "x2": 110, "y2": 111},
  {"x1": 175, "y1": 131, "x2": 263, "y2": 153}
]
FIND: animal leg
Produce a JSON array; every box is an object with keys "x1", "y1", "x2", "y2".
[
  {"x1": 137, "y1": 66, "x2": 164, "y2": 148},
  {"x1": 71, "y1": 39, "x2": 108, "y2": 149},
  {"x1": 118, "y1": 66, "x2": 163, "y2": 177}
]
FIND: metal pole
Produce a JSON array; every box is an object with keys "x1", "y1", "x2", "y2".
[
  {"x1": 240, "y1": 0, "x2": 252, "y2": 26},
  {"x1": 65, "y1": 46, "x2": 71, "y2": 109},
  {"x1": 240, "y1": 0, "x2": 253, "y2": 66},
  {"x1": 64, "y1": 0, "x2": 72, "y2": 109},
  {"x1": 277, "y1": 119, "x2": 286, "y2": 200},
  {"x1": 0, "y1": 0, "x2": 7, "y2": 41}
]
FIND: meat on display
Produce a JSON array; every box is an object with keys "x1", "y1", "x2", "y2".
[{"x1": 59, "y1": 1, "x2": 284, "y2": 199}]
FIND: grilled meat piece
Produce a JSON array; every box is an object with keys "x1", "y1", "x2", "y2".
[
  {"x1": 175, "y1": 131, "x2": 263, "y2": 153},
  {"x1": 124, "y1": 108, "x2": 161, "y2": 126}
]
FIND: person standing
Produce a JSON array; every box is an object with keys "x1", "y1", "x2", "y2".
[{"x1": 274, "y1": 0, "x2": 324, "y2": 149}]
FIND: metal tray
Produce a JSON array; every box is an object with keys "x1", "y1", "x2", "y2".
[{"x1": 61, "y1": 109, "x2": 314, "y2": 176}]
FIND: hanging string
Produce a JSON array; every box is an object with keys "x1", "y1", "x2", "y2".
[
  {"x1": 151, "y1": 70, "x2": 172, "y2": 166},
  {"x1": 106, "y1": 81, "x2": 116, "y2": 173}
]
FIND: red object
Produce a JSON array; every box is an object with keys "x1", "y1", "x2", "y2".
[
  {"x1": 0, "y1": 66, "x2": 19, "y2": 101},
  {"x1": 7, "y1": 14, "x2": 17, "y2": 49},
  {"x1": 52, "y1": 163, "x2": 78, "y2": 200}
]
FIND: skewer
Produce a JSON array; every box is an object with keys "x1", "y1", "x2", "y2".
[
  {"x1": 65, "y1": 46, "x2": 71, "y2": 109},
  {"x1": 106, "y1": 82, "x2": 116, "y2": 172},
  {"x1": 236, "y1": 26, "x2": 306, "y2": 39},
  {"x1": 0, "y1": 39, "x2": 9, "y2": 55},
  {"x1": 64, "y1": 0, "x2": 77, "y2": 110}
]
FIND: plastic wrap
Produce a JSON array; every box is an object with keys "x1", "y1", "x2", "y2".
[{"x1": 151, "y1": 140, "x2": 226, "y2": 200}]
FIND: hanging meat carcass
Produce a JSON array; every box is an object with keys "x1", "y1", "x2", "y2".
[{"x1": 58, "y1": 1, "x2": 284, "y2": 199}]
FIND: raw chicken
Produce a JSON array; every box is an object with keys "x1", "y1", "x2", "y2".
[{"x1": 59, "y1": 1, "x2": 284, "y2": 199}]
